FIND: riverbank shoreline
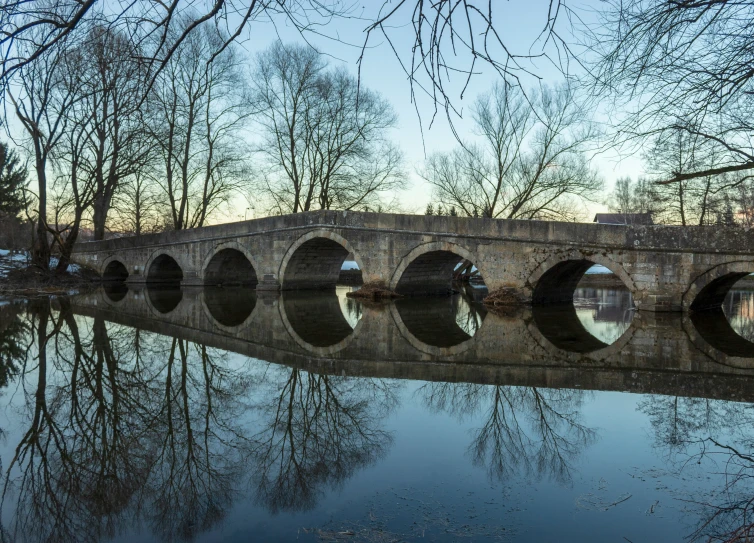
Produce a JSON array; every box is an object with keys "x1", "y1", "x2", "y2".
[{"x1": 0, "y1": 265, "x2": 101, "y2": 297}]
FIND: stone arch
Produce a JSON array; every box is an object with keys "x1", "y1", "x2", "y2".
[
  {"x1": 279, "y1": 229, "x2": 364, "y2": 290},
  {"x1": 685, "y1": 261, "x2": 754, "y2": 311},
  {"x1": 102, "y1": 259, "x2": 128, "y2": 282},
  {"x1": 202, "y1": 242, "x2": 259, "y2": 286},
  {"x1": 389, "y1": 241, "x2": 484, "y2": 296},
  {"x1": 145, "y1": 251, "x2": 184, "y2": 284},
  {"x1": 527, "y1": 250, "x2": 637, "y2": 305}
]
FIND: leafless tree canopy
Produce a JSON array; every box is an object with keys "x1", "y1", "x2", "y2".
[
  {"x1": 147, "y1": 18, "x2": 252, "y2": 230},
  {"x1": 590, "y1": 0, "x2": 754, "y2": 184},
  {"x1": 421, "y1": 83, "x2": 602, "y2": 221},
  {"x1": 252, "y1": 42, "x2": 404, "y2": 214}
]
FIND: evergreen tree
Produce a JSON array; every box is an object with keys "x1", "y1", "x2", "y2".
[{"x1": 0, "y1": 142, "x2": 27, "y2": 216}]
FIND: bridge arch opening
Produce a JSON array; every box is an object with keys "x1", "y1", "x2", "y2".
[
  {"x1": 147, "y1": 254, "x2": 183, "y2": 284},
  {"x1": 394, "y1": 248, "x2": 487, "y2": 297},
  {"x1": 690, "y1": 272, "x2": 754, "y2": 312},
  {"x1": 282, "y1": 237, "x2": 354, "y2": 290},
  {"x1": 204, "y1": 248, "x2": 258, "y2": 286},
  {"x1": 533, "y1": 260, "x2": 636, "y2": 305},
  {"x1": 103, "y1": 260, "x2": 128, "y2": 282},
  {"x1": 531, "y1": 258, "x2": 636, "y2": 352},
  {"x1": 686, "y1": 265, "x2": 754, "y2": 356}
]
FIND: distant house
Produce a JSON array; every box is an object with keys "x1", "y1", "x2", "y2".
[{"x1": 593, "y1": 213, "x2": 654, "y2": 225}]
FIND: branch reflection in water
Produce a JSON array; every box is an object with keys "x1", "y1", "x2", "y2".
[
  {"x1": 639, "y1": 394, "x2": 754, "y2": 542},
  {"x1": 0, "y1": 300, "x2": 252, "y2": 542},
  {"x1": 417, "y1": 382, "x2": 595, "y2": 484},
  {"x1": 0, "y1": 284, "x2": 754, "y2": 542},
  {"x1": 0, "y1": 299, "x2": 400, "y2": 542}
]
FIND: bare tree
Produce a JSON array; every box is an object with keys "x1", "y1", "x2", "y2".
[
  {"x1": 590, "y1": 0, "x2": 754, "y2": 185},
  {"x1": 252, "y1": 42, "x2": 404, "y2": 214},
  {"x1": 76, "y1": 26, "x2": 153, "y2": 240},
  {"x1": 642, "y1": 126, "x2": 734, "y2": 226},
  {"x1": 1, "y1": 2, "x2": 572, "y2": 123},
  {"x1": 422, "y1": 83, "x2": 602, "y2": 220},
  {"x1": 110, "y1": 170, "x2": 165, "y2": 235},
  {"x1": 9, "y1": 37, "x2": 80, "y2": 269},
  {"x1": 148, "y1": 19, "x2": 251, "y2": 230},
  {"x1": 607, "y1": 176, "x2": 661, "y2": 217}
]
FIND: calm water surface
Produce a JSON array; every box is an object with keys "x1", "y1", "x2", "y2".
[{"x1": 1, "y1": 283, "x2": 754, "y2": 542}]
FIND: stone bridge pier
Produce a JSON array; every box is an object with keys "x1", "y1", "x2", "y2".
[{"x1": 72, "y1": 210, "x2": 754, "y2": 312}]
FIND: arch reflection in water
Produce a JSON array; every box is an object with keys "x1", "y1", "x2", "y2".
[
  {"x1": 103, "y1": 282, "x2": 129, "y2": 303},
  {"x1": 204, "y1": 287, "x2": 257, "y2": 327},
  {"x1": 534, "y1": 287, "x2": 635, "y2": 353},
  {"x1": 394, "y1": 287, "x2": 487, "y2": 348},
  {"x1": 147, "y1": 284, "x2": 183, "y2": 314},
  {"x1": 282, "y1": 290, "x2": 362, "y2": 348},
  {"x1": 690, "y1": 288, "x2": 754, "y2": 358}
]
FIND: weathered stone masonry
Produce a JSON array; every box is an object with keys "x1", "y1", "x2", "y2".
[{"x1": 70, "y1": 209, "x2": 754, "y2": 312}]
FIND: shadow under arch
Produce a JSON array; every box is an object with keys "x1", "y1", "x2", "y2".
[
  {"x1": 144, "y1": 253, "x2": 184, "y2": 314},
  {"x1": 686, "y1": 261, "x2": 754, "y2": 311},
  {"x1": 203, "y1": 244, "x2": 258, "y2": 286},
  {"x1": 389, "y1": 295, "x2": 487, "y2": 356},
  {"x1": 146, "y1": 253, "x2": 184, "y2": 284},
  {"x1": 103, "y1": 259, "x2": 128, "y2": 282},
  {"x1": 685, "y1": 310, "x2": 754, "y2": 365},
  {"x1": 279, "y1": 291, "x2": 363, "y2": 355},
  {"x1": 532, "y1": 305, "x2": 609, "y2": 353},
  {"x1": 390, "y1": 241, "x2": 485, "y2": 296},
  {"x1": 279, "y1": 229, "x2": 364, "y2": 291},
  {"x1": 202, "y1": 287, "x2": 257, "y2": 330},
  {"x1": 528, "y1": 251, "x2": 637, "y2": 306}
]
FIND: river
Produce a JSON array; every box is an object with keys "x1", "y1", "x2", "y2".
[{"x1": 0, "y1": 282, "x2": 753, "y2": 542}]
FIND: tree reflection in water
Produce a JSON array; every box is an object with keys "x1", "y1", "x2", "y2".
[
  {"x1": 638, "y1": 395, "x2": 754, "y2": 542},
  {"x1": 418, "y1": 382, "x2": 595, "y2": 484},
  {"x1": 246, "y1": 365, "x2": 399, "y2": 513},
  {"x1": 0, "y1": 300, "x2": 254, "y2": 543},
  {"x1": 0, "y1": 303, "x2": 29, "y2": 389},
  {"x1": 0, "y1": 301, "x2": 400, "y2": 542}
]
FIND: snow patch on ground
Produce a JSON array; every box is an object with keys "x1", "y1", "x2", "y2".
[{"x1": 0, "y1": 249, "x2": 28, "y2": 277}]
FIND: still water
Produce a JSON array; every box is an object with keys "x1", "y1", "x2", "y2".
[{"x1": 1, "y1": 283, "x2": 754, "y2": 542}]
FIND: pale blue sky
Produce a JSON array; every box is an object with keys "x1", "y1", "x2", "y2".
[{"x1": 229, "y1": 0, "x2": 643, "y2": 218}]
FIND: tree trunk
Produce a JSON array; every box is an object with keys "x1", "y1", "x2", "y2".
[{"x1": 55, "y1": 219, "x2": 80, "y2": 274}]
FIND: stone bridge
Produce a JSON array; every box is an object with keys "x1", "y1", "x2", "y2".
[
  {"x1": 70, "y1": 286, "x2": 754, "y2": 401},
  {"x1": 70, "y1": 210, "x2": 754, "y2": 311}
]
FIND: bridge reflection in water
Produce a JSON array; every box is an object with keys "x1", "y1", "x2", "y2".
[
  {"x1": 2, "y1": 287, "x2": 754, "y2": 543},
  {"x1": 86, "y1": 283, "x2": 754, "y2": 400}
]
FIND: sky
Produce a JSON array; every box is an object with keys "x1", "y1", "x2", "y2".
[
  {"x1": 4, "y1": 0, "x2": 646, "y2": 223},
  {"x1": 225, "y1": 0, "x2": 645, "y2": 219}
]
